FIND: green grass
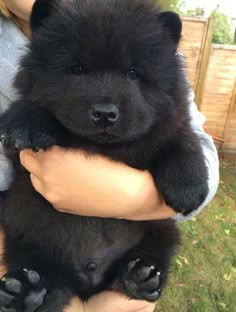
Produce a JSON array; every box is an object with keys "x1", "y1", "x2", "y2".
[{"x1": 155, "y1": 158, "x2": 236, "y2": 312}]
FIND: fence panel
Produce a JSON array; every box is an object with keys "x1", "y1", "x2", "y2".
[
  {"x1": 200, "y1": 45, "x2": 236, "y2": 152},
  {"x1": 180, "y1": 17, "x2": 236, "y2": 153},
  {"x1": 179, "y1": 17, "x2": 208, "y2": 91}
]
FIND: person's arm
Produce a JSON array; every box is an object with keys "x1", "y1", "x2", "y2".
[
  {"x1": 19, "y1": 148, "x2": 175, "y2": 221},
  {"x1": 2, "y1": 0, "x2": 33, "y2": 21}
]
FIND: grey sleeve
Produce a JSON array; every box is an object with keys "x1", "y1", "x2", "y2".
[
  {"x1": 0, "y1": 93, "x2": 14, "y2": 192},
  {"x1": 171, "y1": 89, "x2": 219, "y2": 222}
]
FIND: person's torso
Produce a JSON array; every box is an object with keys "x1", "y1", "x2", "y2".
[{"x1": 0, "y1": 15, "x2": 28, "y2": 192}]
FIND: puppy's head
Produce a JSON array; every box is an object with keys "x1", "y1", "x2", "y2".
[{"x1": 17, "y1": 0, "x2": 185, "y2": 144}]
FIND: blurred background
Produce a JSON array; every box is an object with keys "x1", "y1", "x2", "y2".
[{"x1": 156, "y1": 1, "x2": 236, "y2": 311}]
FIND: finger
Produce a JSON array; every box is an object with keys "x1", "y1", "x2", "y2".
[
  {"x1": 63, "y1": 297, "x2": 84, "y2": 312},
  {"x1": 0, "y1": 228, "x2": 6, "y2": 278},
  {"x1": 19, "y1": 150, "x2": 42, "y2": 178},
  {"x1": 142, "y1": 306, "x2": 155, "y2": 312},
  {"x1": 20, "y1": 149, "x2": 48, "y2": 161},
  {"x1": 124, "y1": 297, "x2": 155, "y2": 312},
  {"x1": 30, "y1": 174, "x2": 44, "y2": 196},
  {"x1": 89, "y1": 291, "x2": 155, "y2": 312}
]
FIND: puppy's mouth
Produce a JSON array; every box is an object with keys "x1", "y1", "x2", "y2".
[{"x1": 86, "y1": 130, "x2": 123, "y2": 145}]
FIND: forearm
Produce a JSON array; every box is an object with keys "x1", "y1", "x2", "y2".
[
  {"x1": 56, "y1": 164, "x2": 175, "y2": 221},
  {"x1": 20, "y1": 148, "x2": 176, "y2": 221},
  {"x1": 53, "y1": 157, "x2": 152, "y2": 218},
  {"x1": 116, "y1": 170, "x2": 176, "y2": 221}
]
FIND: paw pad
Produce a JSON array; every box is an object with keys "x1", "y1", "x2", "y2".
[
  {"x1": 123, "y1": 259, "x2": 162, "y2": 301},
  {"x1": 0, "y1": 269, "x2": 47, "y2": 312}
]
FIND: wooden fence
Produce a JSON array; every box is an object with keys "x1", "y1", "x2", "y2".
[{"x1": 179, "y1": 17, "x2": 236, "y2": 153}]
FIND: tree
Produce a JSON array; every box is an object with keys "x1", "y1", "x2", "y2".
[
  {"x1": 186, "y1": 7, "x2": 205, "y2": 17},
  {"x1": 211, "y1": 11, "x2": 234, "y2": 44},
  {"x1": 158, "y1": 0, "x2": 186, "y2": 14}
]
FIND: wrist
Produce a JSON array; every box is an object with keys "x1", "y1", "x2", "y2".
[{"x1": 120, "y1": 171, "x2": 176, "y2": 221}]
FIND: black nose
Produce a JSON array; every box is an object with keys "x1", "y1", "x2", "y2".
[{"x1": 90, "y1": 104, "x2": 119, "y2": 128}]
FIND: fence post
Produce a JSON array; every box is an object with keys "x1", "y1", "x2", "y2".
[
  {"x1": 195, "y1": 17, "x2": 214, "y2": 109},
  {"x1": 221, "y1": 79, "x2": 236, "y2": 151}
]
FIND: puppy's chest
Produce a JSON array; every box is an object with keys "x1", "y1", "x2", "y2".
[
  {"x1": 71, "y1": 138, "x2": 158, "y2": 170},
  {"x1": 57, "y1": 218, "x2": 144, "y2": 266},
  {"x1": 3, "y1": 179, "x2": 145, "y2": 287},
  {"x1": 32, "y1": 217, "x2": 145, "y2": 292},
  {"x1": 65, "y1": 220, "x2": 144, "y2": 289}
]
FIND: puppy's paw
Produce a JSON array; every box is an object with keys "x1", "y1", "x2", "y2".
[
  {"x1": 0, "y1": 128, "x2": 57, "y2": 151},
  {"x1": 0, "y1": 268, "x2": 47, "y2": 312},
  {"x1": 0, "y1": 104, "x2": 62, "y2": 151},
  {"x1": 114, "y1": 258, "x2": 162, "y2": 302},
  {"x1": 163, "y1": 183, "x2": 209, "y2": 215}
]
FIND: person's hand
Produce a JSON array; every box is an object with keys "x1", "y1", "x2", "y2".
[
  {"x1": 83, "y1": 291, "x2": 155, "y2": 312},
  {"x1": 0, "y1": 227, "x2": 6, "y2": 278},
  {"x1": 20, "y1": 147, "x2": 175, "y2": 221},
  {"x1": 64, "y1": 292, "x2": 155, "y2": 312}
]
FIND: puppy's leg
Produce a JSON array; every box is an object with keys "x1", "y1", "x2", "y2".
[
  {"x1": 154, "y1": 130, "x2": 209, "y2": 215},
  {"x1": 0, "y1": 101, "x2": 66, "y2": 151},
  {"x1": 111, "y1": 220, "x2": 180, "y2": 301}
]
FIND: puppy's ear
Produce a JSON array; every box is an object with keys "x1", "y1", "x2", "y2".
[
  {"x1": 159, "y1": 11, "x2": 182, "y2": 44},
  {"x1": 30, "y1": 0, "x2": 56, "y2": 30}
]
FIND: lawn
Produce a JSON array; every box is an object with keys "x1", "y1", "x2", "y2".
[{"x1": 155, "y1": 157, "x2": 236, "y2": 312}]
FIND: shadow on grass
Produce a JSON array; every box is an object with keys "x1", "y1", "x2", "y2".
[{"x1": 155, "y1": 157, "x2": 236, "y2": 312}]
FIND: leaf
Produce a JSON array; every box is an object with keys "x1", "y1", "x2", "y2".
[
  {"x1": 176, "y1": 259, "x2": 183, "y2": 269},
  {"x1": 178, "y1": 255, "x2": 189, "y2": 265},
  {"x1": 215, "y1": 214, "x2": 224, "y2": 220},
  {"x1": 223, "y1": 273, "x2": 232, "y2": 281},
  {"x1": 219, "y1": 302, "x2": 226, "y2": 309}
]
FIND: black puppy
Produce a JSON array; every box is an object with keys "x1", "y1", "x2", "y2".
[{"x1": 0, "y1": 0, "x2": 208, "y2": 311}]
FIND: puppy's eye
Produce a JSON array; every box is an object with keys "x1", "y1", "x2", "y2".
[
  {"x1": 69, "y1": 65, "x2": 86, "y2": 75},
  {"x1": 127, "y1": 69, "x2": 140, "y2": 80}
]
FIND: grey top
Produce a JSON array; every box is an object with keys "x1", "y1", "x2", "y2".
[
  {"x1": 0, "y1": 16, "x2": 28, "y2": 191},
  {"x1": 0, "y1": 16, "x2": 219, "y2": 221}
]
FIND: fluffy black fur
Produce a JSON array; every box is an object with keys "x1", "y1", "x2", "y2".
[{"x1": 0, "y1": 0, "x2": 208, "y2": 311}]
